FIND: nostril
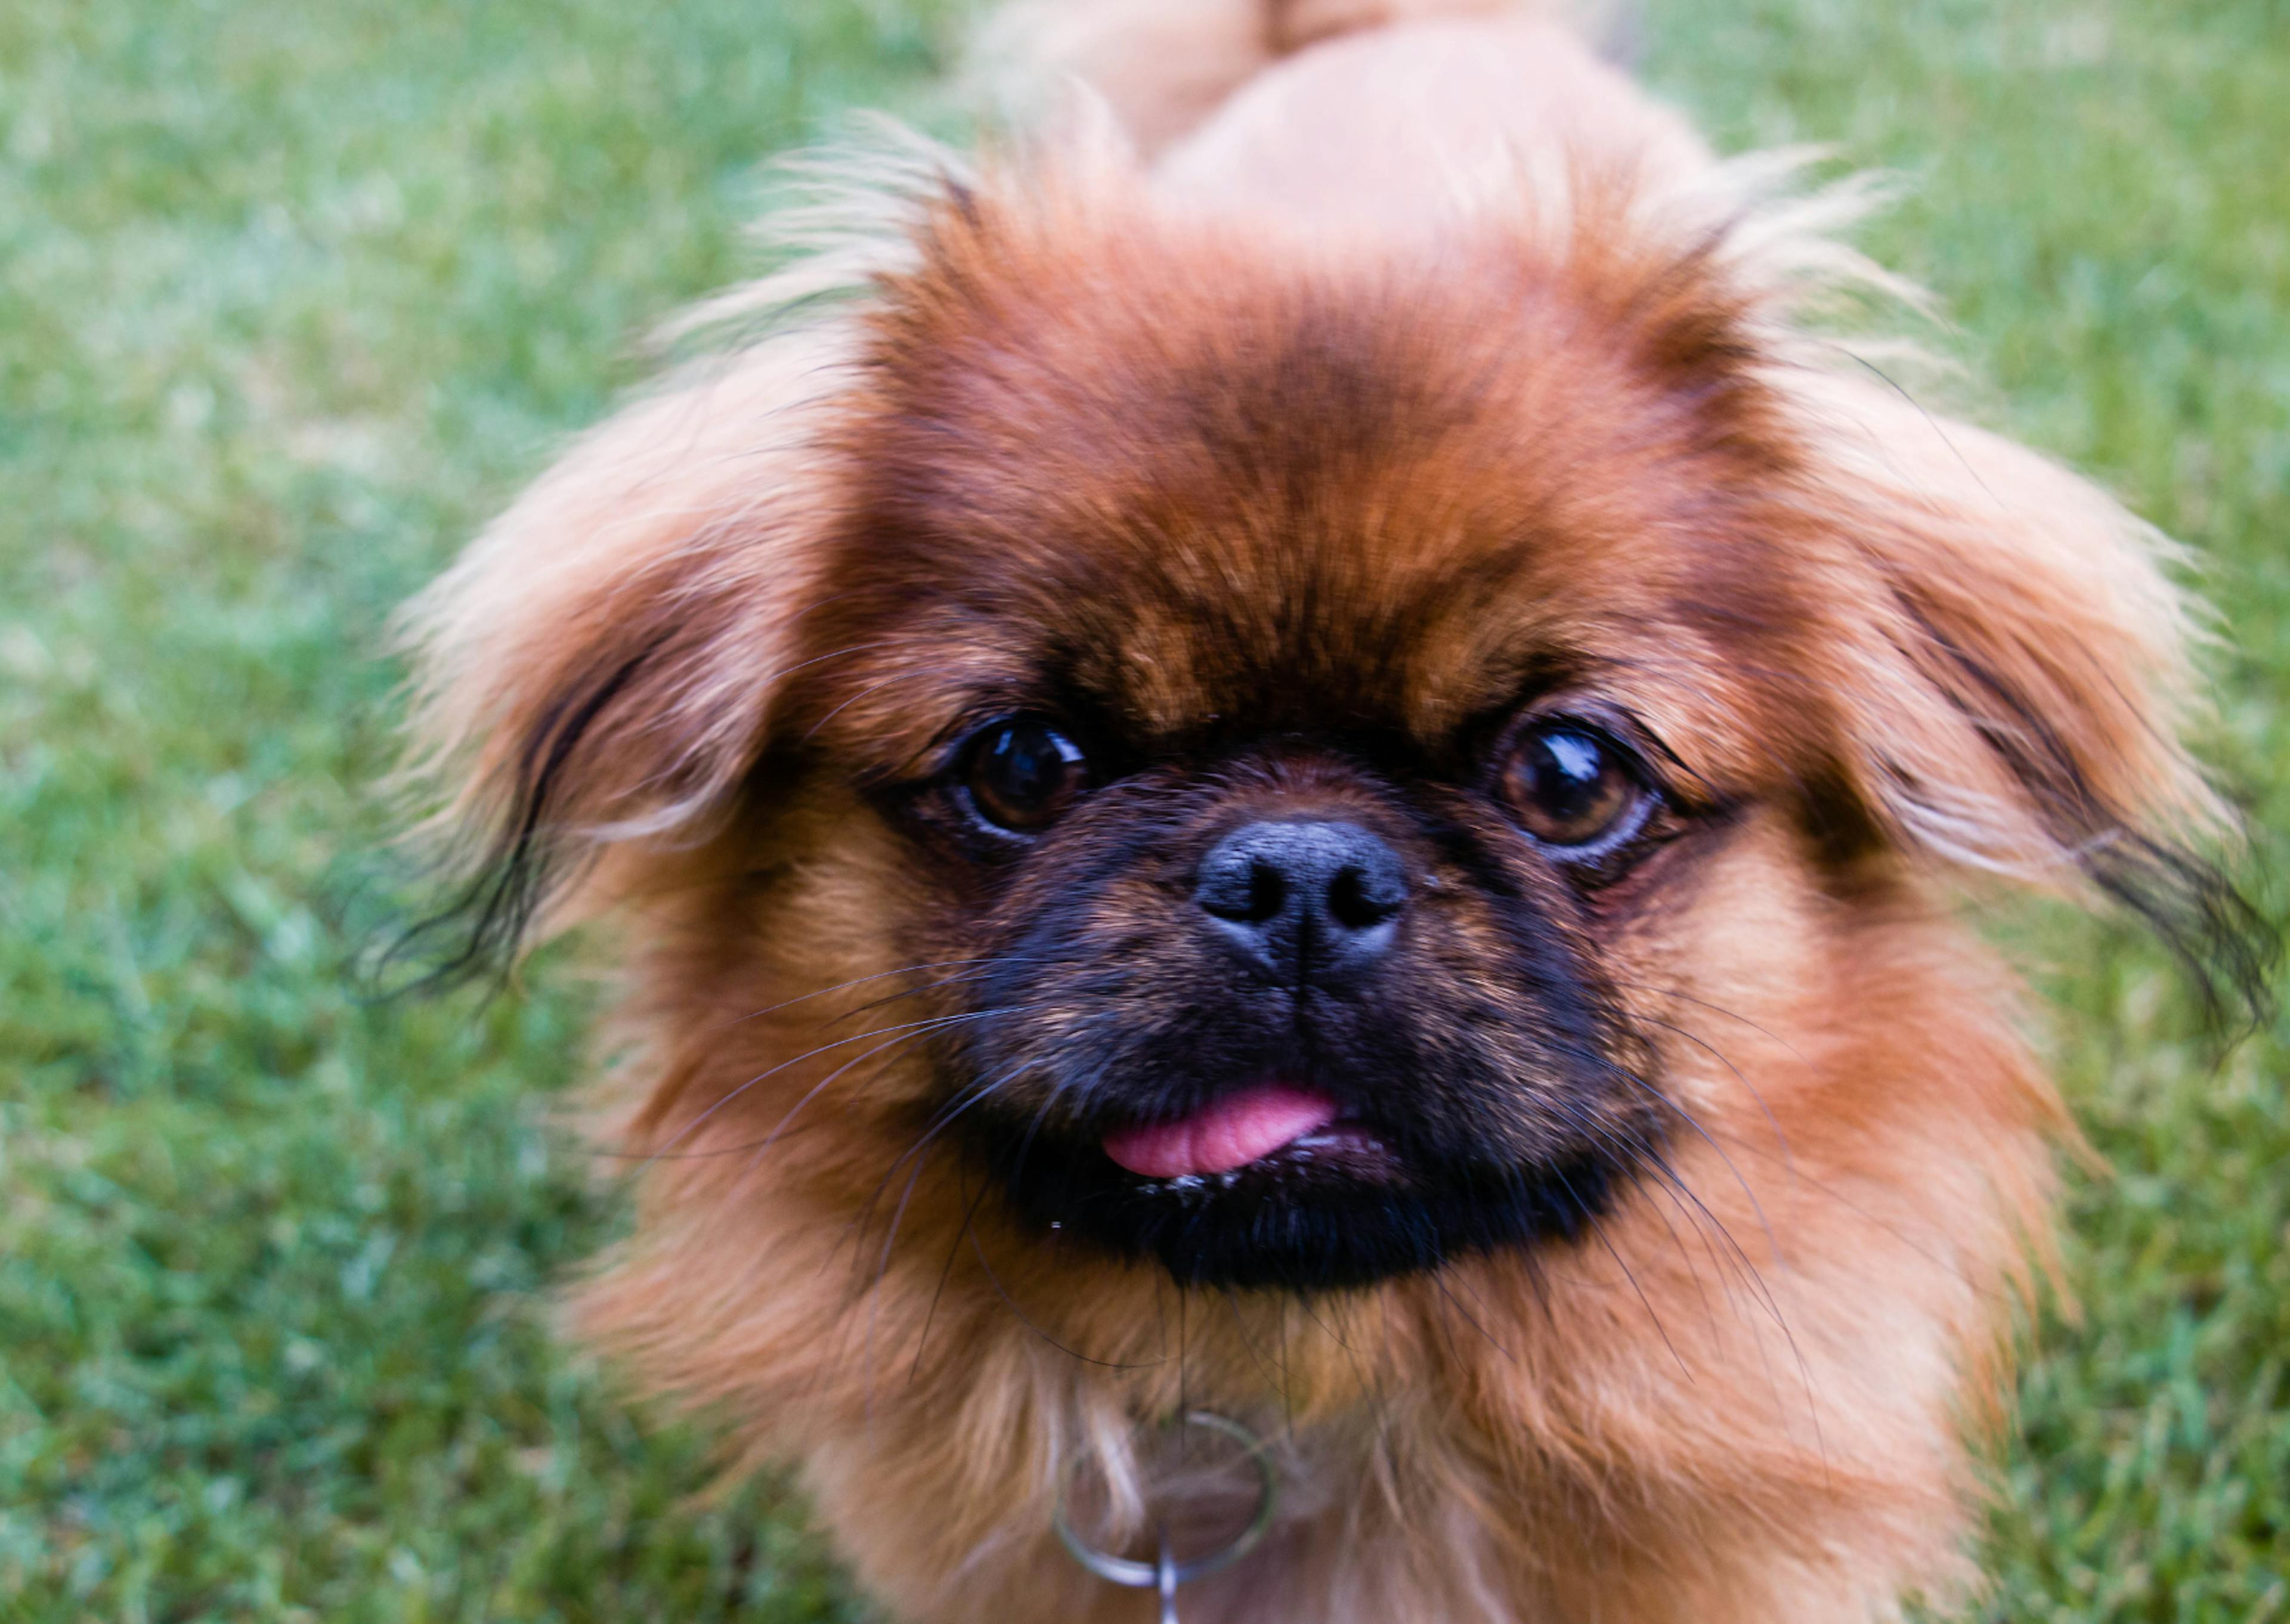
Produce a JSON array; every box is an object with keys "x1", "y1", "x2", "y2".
[
  {"x1": 1234, "y1": 860, "x2": 1287, "y2": 925},
  {"x1": 1246, "y1": 860, "x2": 1286, "y2": 924},
  {"x1": 1327, "y1": 862, "x2": 1403, "y2": 931},
  {"x1": 1197, "y1": 851, "x2": 1287, "y2": 925}
]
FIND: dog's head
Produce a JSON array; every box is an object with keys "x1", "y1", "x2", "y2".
[{"x1": 401, "y1": 163, "x2": 2264, "y2": 1297}]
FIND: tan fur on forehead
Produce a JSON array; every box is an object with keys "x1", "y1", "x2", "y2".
[{"x1": 800, "y1": 166, "x2": 1844, "y2": 787}]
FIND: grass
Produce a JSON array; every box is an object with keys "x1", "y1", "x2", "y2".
[{"x1": 0, "y1": 0, "x2": 2283, "y2": 1618}]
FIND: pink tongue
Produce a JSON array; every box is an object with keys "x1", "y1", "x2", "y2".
[{"x1": 1103, "y1": 1083, "x2": 1342, "y2": 1179}]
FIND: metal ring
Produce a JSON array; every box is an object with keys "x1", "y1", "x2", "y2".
[{"x1": 1053, "y1": 1411, "x2": 1279, "y2": 1591}]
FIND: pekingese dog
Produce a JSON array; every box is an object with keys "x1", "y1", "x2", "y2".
[{"x1": 400, "y1": 1, "x2": 2267, "y2": 1618}]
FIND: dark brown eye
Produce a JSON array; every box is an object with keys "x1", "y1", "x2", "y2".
[
  {"x1": 961, "y1": 718, "x2": 1088, "y2": 833},
  {"x1": 1499, "y1": 721, "x2": 1646, "y2": 851}
]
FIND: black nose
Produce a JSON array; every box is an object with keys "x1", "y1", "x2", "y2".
[{"x1": 1193, "y1": 819, "x2": 1410, "y2": 985}]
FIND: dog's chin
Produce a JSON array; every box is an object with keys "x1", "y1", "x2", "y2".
[{"x1": 960, "y1": 1104, "x2": 1635, "y2": 1292}]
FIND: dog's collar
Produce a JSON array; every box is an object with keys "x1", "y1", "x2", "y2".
[{"x1": 1053, "y1": 1410, "x2": 1280, "y2": 1623}]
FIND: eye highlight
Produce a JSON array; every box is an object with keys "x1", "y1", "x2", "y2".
[
  {"x1": 958, "y1": 717, "x2": 1088, "y2": 834},
  {"x1": 1497, "y1": 718, "x2": 1650, "y2": 853}
]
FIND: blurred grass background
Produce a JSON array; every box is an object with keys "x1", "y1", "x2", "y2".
[{"x1": 1, "y1": 0, "x2": 2283, "y2": 1618}]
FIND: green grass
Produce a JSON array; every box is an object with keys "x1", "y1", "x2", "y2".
[{"x1": 1, "y1": 0, "x2": 2283, "y2": 1617}]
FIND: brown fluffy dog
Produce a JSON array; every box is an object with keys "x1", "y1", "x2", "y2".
[{"x1": 401, "y1": 2, "x2": 2266, "y2": 1618}]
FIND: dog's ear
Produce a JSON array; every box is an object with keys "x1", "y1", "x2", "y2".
[
  {"x1": 394, "y1": 331, "x2": 851, "y2": 977},
  {"x1": 1805, "y1": 376, "x2": 2274, "y2": 1021}
]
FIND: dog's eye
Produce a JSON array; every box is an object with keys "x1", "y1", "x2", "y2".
[
  {"x1": 1498, "y1": 721, "x2": 1647, "y2": 851},
  {"x1": 960, "y1": 717, "x2": 1088, "y2": 833}
]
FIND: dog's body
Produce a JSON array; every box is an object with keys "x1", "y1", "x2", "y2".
[{"x1": 403, "y1": 4, "x2": 2258, "y2": 1619}]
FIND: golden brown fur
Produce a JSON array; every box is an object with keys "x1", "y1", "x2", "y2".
[{"x1": 399, "y1": 3, "x2": 2262, "y2": 1619}]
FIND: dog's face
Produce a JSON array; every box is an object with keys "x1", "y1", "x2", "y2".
[
  {"x1": 785, "y1": 218, "x2": 1860, "y2": 1290},
  {"x1": 407, "y1": 175, "x2": 2252, "y2": 1311}
]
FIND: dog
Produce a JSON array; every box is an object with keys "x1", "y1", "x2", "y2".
[{"x1": 398, "y1": 1, "x2": 2267, "y2": 1617}]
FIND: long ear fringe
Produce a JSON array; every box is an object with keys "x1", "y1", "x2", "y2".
[
  {"x1": 375, "y1": 643, "x2": 657, "y2": 994},
  {"x1": 383, "y1": 118, "x2": 1004, "y2": 990},
  {"x1": 383, "y1": 318, "x2": 861, "y2": 987},
  {"x1": 1743, "y1": 294, "x2": 2276, "y2": 1032},
  {"x1": 1614, "y1": 145, "x2": 2276, "y2": 1031}
]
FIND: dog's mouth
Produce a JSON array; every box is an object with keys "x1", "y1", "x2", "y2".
[
  {"x1": 1099, "y1": 1081, "x2": 1403, "y2": 1188},
  {"x1": 963, "y1": 1076, "x2": 1631, "y2": 1291}
]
